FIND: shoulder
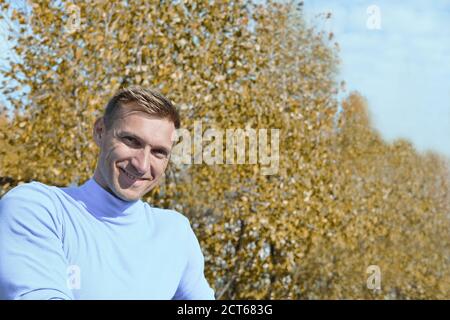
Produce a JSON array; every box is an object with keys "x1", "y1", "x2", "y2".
[
  {"x1": 0, "y1": 181, "x2": 62, "y2": 226},
  {"x1": 1, "y1": 181, "x2": 58, "y2": 207},
  {"x1": 142, "y1": 203, "x2": 191, "y2": 231},
  {"x1": 2, "y1": 181, "x2": 56, "y2": 199},
  {"x1": 143, "y1": 203, "x2": 190, "y2": 225}
]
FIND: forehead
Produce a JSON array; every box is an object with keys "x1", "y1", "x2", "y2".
[{"x1": 112, "y1": 109, "x2": 175, "y2": 146}]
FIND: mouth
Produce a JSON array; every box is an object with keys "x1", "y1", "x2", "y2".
[{"x1": 119, "y1": 167, "x2": 144, "y2": 183}]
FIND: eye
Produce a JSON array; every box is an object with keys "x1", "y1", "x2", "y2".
[
  {"x1": 122, "y1": 136, "x2": 140, "y2": 146},
  {"x1": 153, "y1": 149, "x2": 169, "y2": 159}
]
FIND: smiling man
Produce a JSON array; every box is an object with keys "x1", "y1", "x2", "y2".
[{"x1": 0, "y1": 87, "x2": 215, "y2": 300}]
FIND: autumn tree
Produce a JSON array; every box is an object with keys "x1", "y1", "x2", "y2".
[
  {"x1": 1, "y1": 0, "x2": 449, "y2": 299},
  {"x1": 0, "y1": 104, "x2": 22, "y2": 193},
  {"x1": 330, "y1": 93, "x2": 450, "y2": 299}
]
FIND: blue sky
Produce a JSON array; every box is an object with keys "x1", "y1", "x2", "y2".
[
  {"x1": 1, "y1": 0, "x2": 449, "y2": 158},
  {"x1": 303, "y1": 0, "x2": 450, "y2": 158}
]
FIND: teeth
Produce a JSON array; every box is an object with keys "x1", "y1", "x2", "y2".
[{"x1": 122, "y1": 169, "x2": 136, "y2": 180}]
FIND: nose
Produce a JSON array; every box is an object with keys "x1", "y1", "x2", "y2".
[{"x1": 130, "y1": 148, "x2": 151, "y2": 177}]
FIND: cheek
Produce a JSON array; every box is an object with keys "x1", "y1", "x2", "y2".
[
  {"x1": 105, "y1": 144, "x2": 126, "y2": 164},
  {"x1": 154, "y1": 159, "x2": 169, "y2": 175}
]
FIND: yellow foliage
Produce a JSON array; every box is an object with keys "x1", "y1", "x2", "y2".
[{"x1": 0, "y1": 0, "x2": 449, "y2": 299}]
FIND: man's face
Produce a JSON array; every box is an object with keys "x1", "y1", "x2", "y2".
[{"x1": 93, "y1": 105, "x2": 175, "y2": 202}]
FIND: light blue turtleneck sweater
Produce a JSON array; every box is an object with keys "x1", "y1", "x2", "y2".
[{"x1": 0, "y1": 178, "x2": 215, "y2": 300}]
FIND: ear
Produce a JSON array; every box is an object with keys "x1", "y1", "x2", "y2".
[{"x1": 93, "y1": 117, "x2": 105, "y2": 147}]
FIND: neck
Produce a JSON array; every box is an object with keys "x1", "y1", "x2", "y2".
[{"x1": 61, "y1": 177, "x2": 143, "y2": 222}]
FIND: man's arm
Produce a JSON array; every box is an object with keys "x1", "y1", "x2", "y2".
[
  {"x1": 0, "y1": 183, "x2": 74, "y2": 300},
  {"x1": 172, "y1": 219, "x2": 215, "y2": 300}
]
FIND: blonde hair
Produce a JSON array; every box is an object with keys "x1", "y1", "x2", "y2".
[{"x1": 103, "y1": 86, "x2": 180, "y2": 129}]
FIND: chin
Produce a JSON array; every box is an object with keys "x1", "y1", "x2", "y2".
[
  {"x1": 109, "y1": 182, "x2": 138, "y2": 201},
  {"x1": 115, "y1": 190, "x2": 141, "y2": 202}
]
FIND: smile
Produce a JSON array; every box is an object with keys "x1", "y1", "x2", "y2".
[{"x1": 119, "y1": 168, "x2": 140, "y2": 181}]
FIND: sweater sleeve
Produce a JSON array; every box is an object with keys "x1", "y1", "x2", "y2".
[
  {"x1": 172, "y1": 218, "x2": 215, "y2": 300},
  {"x1": 0, "y1": 183, "x2": 74, "y2": 300}
]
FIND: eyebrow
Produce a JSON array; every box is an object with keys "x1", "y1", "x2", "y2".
[{"x1": 119, "y1": 131, "x2": 171, "y2": 154}]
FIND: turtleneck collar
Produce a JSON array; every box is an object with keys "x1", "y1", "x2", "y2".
[{"x1": 61, "y1": 178, "x2": 144, "y2": 221}]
